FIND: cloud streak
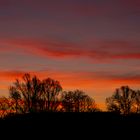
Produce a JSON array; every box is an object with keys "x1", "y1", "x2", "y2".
[
  {"x1": 0, "y1": 70, "x2": 140, "y2": 84},
  {"x1": 0, "y1": 38, "x2": 140, "y2": 61},
  {"x1": 0, "y1": 0, "x2": 139, "y2": 110}
]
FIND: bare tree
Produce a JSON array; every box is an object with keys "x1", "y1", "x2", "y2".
[
  {"x1": 61, "y1": 91, "x2": 75, "y2": 112},
  {"x1": 41, "y1": 78, "x2": 62, "y2": 112},
  {"x1": 10, "y1": 73, "x2": 42, "y2": 113},
  {"x1": 106, "y1": 86, "x2": 136, "y2": 115},
  {"x1": 82, "y1": 95, "x2": 97, "y2": 112},
  {"x1": 61, "y1": 90, "x2": 96, "y2": 112},
  {"x1": 0, "y1": 97, "x2": 13, "y2": 118},
  {"x1": 9, "y1": 86, "x2": 21, "y2": 114},
  {"x1": 8, "y1": 73, "x2": 63, "y2": 113},
  {"x1": 134, "y1": 90, "x2": 140, "y2": 113}
]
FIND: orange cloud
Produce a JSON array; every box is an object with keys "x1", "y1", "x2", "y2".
[
  {"x1": 0, "y1": 70, "x2": 140, "y2": 87},
  {"x1": 0, "y1": 71, "x2": 26, "y2": 81}
]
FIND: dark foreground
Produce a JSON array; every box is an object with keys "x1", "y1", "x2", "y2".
[{"x1": 0, "y1": 112, "x2": 140, "y2": 139}]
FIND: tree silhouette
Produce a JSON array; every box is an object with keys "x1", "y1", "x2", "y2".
[
  {"x1": 41, "y1": 78, "x2": 62, "y2": 112},
  {"x1": 61, "y1": 90, "x2": 96, "y2": 112},
  {"x1": 0, "y1": 97, "x2": 12, "y2": 117},
  {"x1": 61, "y1": 91, "x2": 75, "y2": 112},
  {"x1": 10, "y1": 73, "x2": 42, "y2": 113},
  {"x1": 8, "y1": 73, "x2": 63, "y2": 113},
  {"x1": 106, "y1": 86, "x2": 136, "y2": 115},
  {"x1": 134, "y1": 90, "x2": 140, "y2": 113},
  {"x1": 9, "y1": 86, "x2": 21, "y2": 114}
]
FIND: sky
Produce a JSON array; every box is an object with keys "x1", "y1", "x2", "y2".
[{"x1": 0, "y1": 0, "x2": 140, "y2": 110}]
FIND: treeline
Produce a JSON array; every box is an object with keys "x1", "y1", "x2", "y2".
[
  {"x1": 0, "y1": 73, "x2": 98, "y2": 118},
  {"x1": 0, "y1": 73, "x2": 140, "y2": 118}
]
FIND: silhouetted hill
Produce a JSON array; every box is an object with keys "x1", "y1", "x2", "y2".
[{"x1": 1, "y1": 112, "x2": 140, "y2": 139}]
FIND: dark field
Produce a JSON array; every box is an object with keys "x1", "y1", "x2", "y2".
[{"x1": 0, "y1": 112, "x2": 140, "y2": 139}]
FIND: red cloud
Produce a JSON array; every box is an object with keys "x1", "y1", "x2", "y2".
[{"x1": 0, "y1": 38, "x2": 140, "y2": 61}]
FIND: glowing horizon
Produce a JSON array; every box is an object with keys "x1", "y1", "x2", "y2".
[{"x1": 0, "y1": 0, "x2": 140, "y2": 110}]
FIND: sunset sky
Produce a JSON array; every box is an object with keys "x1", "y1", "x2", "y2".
[{"x1": 0, "y1": 0, "x2": 140, "y2": 110}]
